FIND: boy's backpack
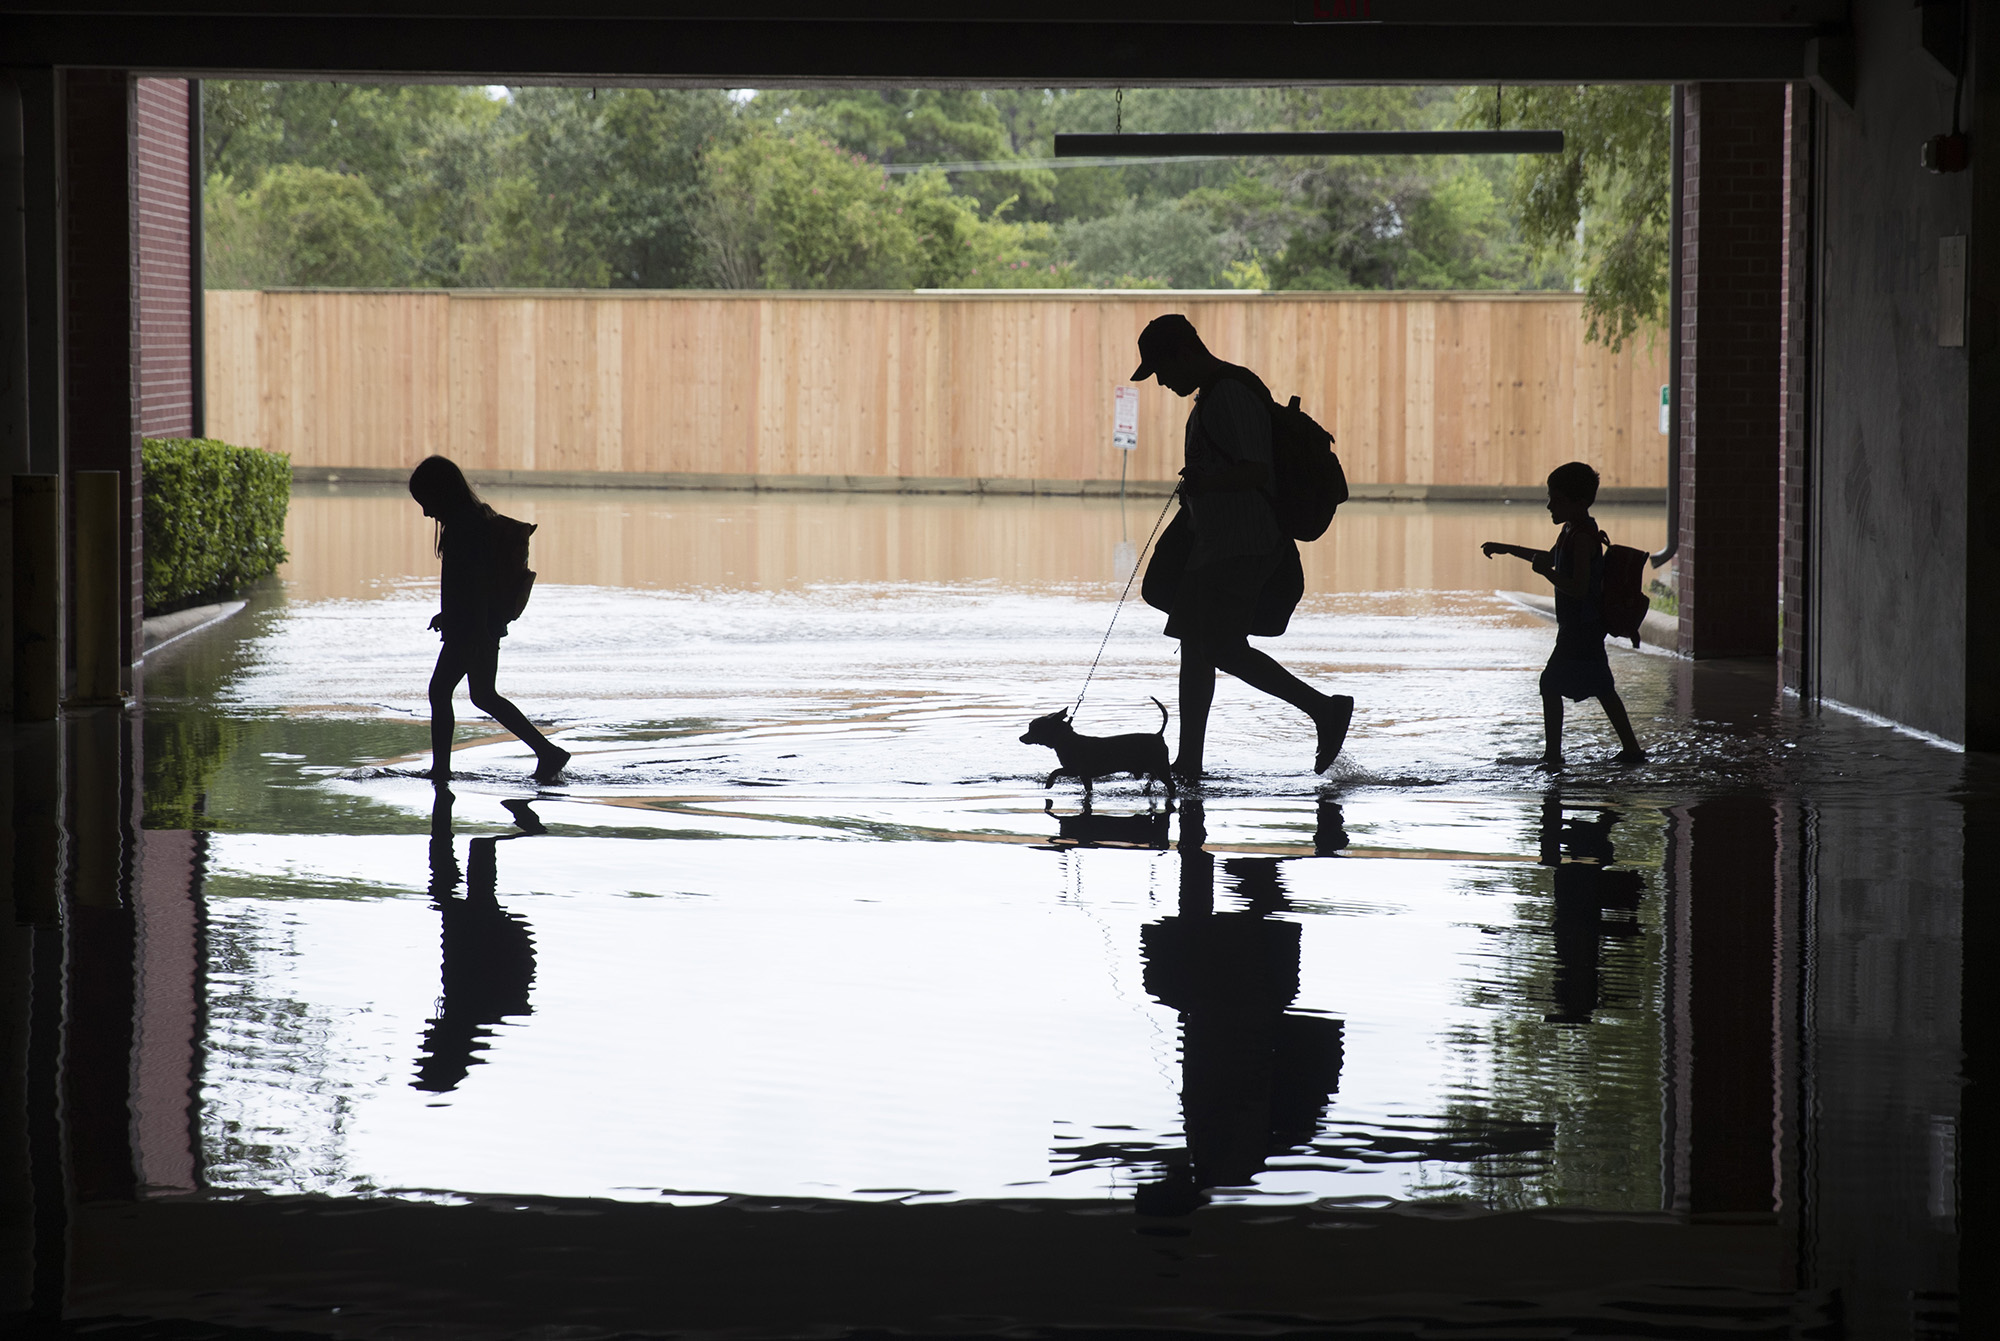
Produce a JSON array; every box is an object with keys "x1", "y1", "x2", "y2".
[
  {"x1": 1208, "y1": 368, "x2": 1349, "y2": 542},
  {"x1": 482, "y1": 505, "x2": 538, "y2": 626},
  {"x1": 1598, "y1": 531, "x2": 1651, "y2": 647}
]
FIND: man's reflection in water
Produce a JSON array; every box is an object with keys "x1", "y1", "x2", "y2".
[
  {"x1": 413, "y1": 786, "x2": 539, "y2": 1094},
  {"x1": 1537, "y1": 792, "x2": 1643, "y2": 1026},
  {"x1": 1134, "y1": 798, "x2": 1346, "y2": 1216}
]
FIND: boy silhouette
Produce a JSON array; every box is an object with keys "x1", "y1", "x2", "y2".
[{"x1": 1482, "y1": 461, "x2": 1646, "y2": 769}]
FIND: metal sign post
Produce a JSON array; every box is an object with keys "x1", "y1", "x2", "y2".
[{"x1": 1113, "y1": 384, "x2": 1139, "y2": 506}]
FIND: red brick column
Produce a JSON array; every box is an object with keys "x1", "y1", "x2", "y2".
[
  {"x1": 1667, "y1": 796, "x2": 1781, "y2": 1216},
  {"x1": 61, "y1": 69, "x2": 143, "y2": 687},
  {"x1": 1678, "y1": 83, "x2": 1785, "y2": 660},
  {"x1": 1779, "y1": 85, "x2": 1814, "y2": 694},
  {"x1": 134, "y1": 78, "x2": 193, "y2": 440},
  {"x1": 58, "y1": 74, "x2": 193, "y2": 686}
]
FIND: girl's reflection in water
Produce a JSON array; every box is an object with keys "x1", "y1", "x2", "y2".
[{"x1": 413, "y1": 786, "x2": 540, "y2": 1094}]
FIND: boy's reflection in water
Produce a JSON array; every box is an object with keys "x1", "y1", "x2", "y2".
[
  {"x1": 1134, "y1": 798, "x2": 1347, "y2": 1216},
  {"x1": 1537, "y1": 793, "x2": 1644, "y2": 1026},
  {"x1": 413, "y1": 786, "x2": 540, "y2": 1094}
]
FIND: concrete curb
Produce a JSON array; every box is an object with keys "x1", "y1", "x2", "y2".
[
  {"x1": 143, "y1": 600, "x2": 248, "y2": 654},
  {"x1": 292, "y1": 466, "x2": 1665, "y2": 505},
  {"x1": 1498, "y1": 590, "x2": 1680, "y2": 653}
]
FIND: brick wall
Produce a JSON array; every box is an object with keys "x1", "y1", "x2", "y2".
[
  {"x1": 62, "y1": 69, "x2": 144, "y2": 678},
  {"x1": 1779, "y1": 85, "x2": 1814, "y2": 693},
  {"x1": 1678, "y1": 83, "x2": 1784, "y2": 659},
  {"x1": 134, "y1": 78, "x2": 193, "y2": 438}
]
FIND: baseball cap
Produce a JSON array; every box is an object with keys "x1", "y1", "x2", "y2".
[{"x1": 1131, "y1": 313, "x2": 1206, "y2": 381}]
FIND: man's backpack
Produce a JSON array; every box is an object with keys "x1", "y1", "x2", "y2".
[
  {"x1": 482, "y1": 505, "x2": 538, "y2": 626},
  {"x1": 1598, "y1": 532, "x2": 1651, "y2": 648},
  {"x1": 1268, "y1": 394, "x2": 1349, "y2": 542},
  {"x1": 1208, "y1": 367, "x2": 1349, "y2": 542}
]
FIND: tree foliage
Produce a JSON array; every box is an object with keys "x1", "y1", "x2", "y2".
[
  {"x1": 199, "y1": 81, "x2": 1620, "y2": 296},
  {"x1": 1460, "y1": 85, "x2": 1672, "y2": 349}
]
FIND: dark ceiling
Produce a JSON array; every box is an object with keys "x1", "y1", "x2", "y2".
[{"x1": 0, "y1": 1, "x2": 1848, "y2": 84}]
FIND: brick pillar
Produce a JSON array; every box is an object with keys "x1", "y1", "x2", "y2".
[
  {"x1": 1678, "y1": 84, "x2": 1785, "y2": 660},
  {"x1": 133, "y1": 78, "x2": 193, "y2": 440},
  {"x1": 1667, "y1": 796, "x2": 1781, "y2": 1217},
  {"x1": 1779, "y1": 85, "x2": 1814, "y2": 693},
  {"x1": 61, "y1": 70, "x2": 142, "y2": 686}
]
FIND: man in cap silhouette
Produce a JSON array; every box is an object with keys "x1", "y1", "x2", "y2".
[{"x1": 1132, "y1": 314, "x2": 1354, "y2": 779}]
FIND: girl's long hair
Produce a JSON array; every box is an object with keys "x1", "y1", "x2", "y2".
[{"x1": 408, "y1": 455, "x2": 482, "y2": 557}]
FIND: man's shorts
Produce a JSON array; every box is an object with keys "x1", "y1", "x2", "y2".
[{"x1": 1165, "y1": 551, "x2": 1280, "y2": 646}]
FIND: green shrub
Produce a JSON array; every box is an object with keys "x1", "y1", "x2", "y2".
[
  {"x1": 143, "y1": 710, "x2": 244, "y2": 830},
  {"x1": 142, "y1": 437, "x2": 291, "y2": 615}
]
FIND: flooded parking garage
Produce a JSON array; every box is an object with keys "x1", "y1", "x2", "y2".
[{"x1": 4, "y1": 487, "x2": 1981, "y2": 1338}]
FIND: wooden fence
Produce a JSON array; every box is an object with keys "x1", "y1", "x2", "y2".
[{"x1": 205, "y1": 289, "x2": 1669, "y2": 489}]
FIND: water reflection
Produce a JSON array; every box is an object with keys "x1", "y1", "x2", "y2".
[
  {"x1": 10, "y1": 487, "x2": 1975, "y2": 1336},
  {"x1": 1130, "y1": 800, "x2": 1346, "y2": 1217},
  {"x1": 414, "y1": 788, "x2": 540, "y2": 1095},
  {"x1": 1537, "y1": 794, "x2": 1645, "y2": 1026},
  {"x1": 281, "y1": 483, "x2": 1668, "y2": 601}
]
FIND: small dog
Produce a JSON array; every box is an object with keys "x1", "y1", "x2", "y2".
[{"x1": 1019, "y1": 698, "x2": 1174, "y2": 797}]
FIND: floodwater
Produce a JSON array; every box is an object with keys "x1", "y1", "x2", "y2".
[{"x1": 9, "y1": 485, "x2": 1981, "y2": 1337}]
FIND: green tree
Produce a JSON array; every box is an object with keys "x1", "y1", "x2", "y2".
[
  {"x1": 203, "y1": 81, "x2": 502, "y2": 286},
  {"x1": 1058, "y1": 201, "x2": 1225, "y2": 288},
  {"x1": 897, "y1": 171, "x2": 1069, "y2": 288},
  {"x1": 755, "y1": 88, "x2": 1056, "y2": 217},
  {"x1": 470, "y1": 88, "x2": 735, "y2": 288},
  {"x1": 204, "y1": 164, "x2": 406, "y2": 287},
  {"x1": 1460, "y1": 85, "x2": 1671, "y2": 349},
  {"x1": 700, "y1": 130, "x2": 927, "y2": 288}
]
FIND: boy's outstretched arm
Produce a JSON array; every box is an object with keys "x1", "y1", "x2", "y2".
[{"x1": 1480, "y1": 541, "x2": 1587, "y2": 596}]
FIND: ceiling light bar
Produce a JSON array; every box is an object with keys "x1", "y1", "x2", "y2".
[
  {"x1": 882, "y1": 154, "x2": 1237, "y2": 174},
  {"x1": 1053, "y1": 130, "x2": 1564, "y2": 157}
]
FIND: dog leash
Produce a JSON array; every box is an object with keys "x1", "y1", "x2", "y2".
[{"x1": 1071, "y1": 491, "x2": 1178, "y2": 721}]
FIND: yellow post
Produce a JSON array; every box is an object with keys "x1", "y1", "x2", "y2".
[
  {"x1": 11, "y1": 472, "x2": 57, "y2": 719},
  {"x1": 65, "y1": 706, "x2": 126, "y2": 908},
  {"x1": 71, "y1": 469, "x2": 123, "y2": 705}
]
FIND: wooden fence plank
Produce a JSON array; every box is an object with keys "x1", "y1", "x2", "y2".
[{"x1": 205, "y1": 289, "x2": 1668, "y2": 487}]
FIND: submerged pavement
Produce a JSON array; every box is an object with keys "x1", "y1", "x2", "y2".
[{"x1": 5, "y1": 486, "x2": 1984, "y2": 1338}]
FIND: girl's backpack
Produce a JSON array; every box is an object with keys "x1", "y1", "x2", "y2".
[
  {"x1": 482, "y1": 505, "x2": 538, "y2": 625},
  {"x1": 1598, "y1": 532, "x2": 1652, "y2": 647}
]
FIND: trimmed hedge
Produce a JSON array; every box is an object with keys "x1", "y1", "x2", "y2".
[{"x1": 142, "y1": 437, "x2": 292, "y2": 615}]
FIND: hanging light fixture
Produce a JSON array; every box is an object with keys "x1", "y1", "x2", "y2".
[{"x1": 1053, "y1": 130, "x2": 1563, "y2": 157}]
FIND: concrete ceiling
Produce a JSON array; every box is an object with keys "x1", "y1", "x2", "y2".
[{"x1": 0, "y1": 0, "x2": 1848, "y2": 83}]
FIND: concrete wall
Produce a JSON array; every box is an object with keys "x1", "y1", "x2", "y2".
[
  {"x1": 1807, "y1": 795, "x2": 1963, "y2": 1333},
  {"x1": 1814, "y1": 0, "x2": 1973, "y2": 742}
]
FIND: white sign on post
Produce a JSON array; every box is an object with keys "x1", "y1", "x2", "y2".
[{"x1": 1112, "y1": 385, "x2": 1140, "y2": 452}]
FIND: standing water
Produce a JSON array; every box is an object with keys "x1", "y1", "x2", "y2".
[{"x1": 49, "y1": 485, "x2": 1973, "y2": 1336}]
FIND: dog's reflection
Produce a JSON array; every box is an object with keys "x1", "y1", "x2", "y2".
[
  {"x1": 1041, "y1": 796, "x2": 1343, "y2": 857},
  {"x1": 413, "y1": 786, "x2": 540, "y2": 1094},
  {"x1": 1537, "y1": 792, "x2": 1644, "y2": 1025},
  {"x1": 1042, "y1": 796, "x2": 1174, "y2": 850}
]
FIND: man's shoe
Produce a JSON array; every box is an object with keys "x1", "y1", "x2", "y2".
[
  {"x1": 533, "y1": 747, "x2": 572, "y2": 784},
  {"x1": 1315, "y1": 695, "x2": 1354, "y2": 773}
]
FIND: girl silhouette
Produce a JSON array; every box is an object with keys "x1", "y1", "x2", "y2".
[{"x1": 409, "y1": 455, "x2": 570, "y2": 783}]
